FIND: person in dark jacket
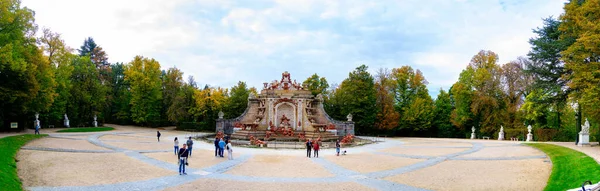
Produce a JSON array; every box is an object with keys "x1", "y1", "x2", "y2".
[
  {"x1": 157, "y1": 131, "x2": 161, "y2": 142},
  {"x1": 214, "y1": 137, "x2": 220, "y2": 157},
  {"x1": 178, "y1": 144, "x2": 189, "y2": 175},
  {"x1": 186, "y1": 137, "x2": 194, "y2": 157},
  {"x1": 336, "y1": 140, "x2": 341, "y2": 156},
  {"x1": 306, "y1": 139, "x2": 312, "y2": 158}
]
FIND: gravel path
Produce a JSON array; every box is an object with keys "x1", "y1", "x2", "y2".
[{"x1": 18, "y1": 124, "x2": 553, "y2": 191}]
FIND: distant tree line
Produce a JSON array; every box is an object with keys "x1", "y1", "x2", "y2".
[{"x1": 2, "y1": 0, "x2": 599, "y2": 142}]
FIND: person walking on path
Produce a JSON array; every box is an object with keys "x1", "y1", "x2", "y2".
[
  {"x1": 186, "y1": 137, "x2": 194, "y2": 157},
  {"x1": 174, "y1": 137, "x2": 179, "y2": 155},
  {"x1": 306, "y1": 139, "x2": 312, "y2": 158},
  {"x1": 218, "y1": 138, "x2": 225, "y2": 157},
  {"x1": 214, "y1": 137, "x2": 219, "y2": 157},
  {"x1": 226, "y1": 140, "x2": 234, "y2": 160},
  {"x1": 157, "y1": 131, "x2": 161, "y2": 142},
  {"x1": 313, "y1": 140, "x2": 320, "y2": 158},
  {"x1": 336, "y1": 140, "x2": 341, "y2": 156},
  {"x1": 178, "y1": 144, "x2": 189, "y2": 175}
]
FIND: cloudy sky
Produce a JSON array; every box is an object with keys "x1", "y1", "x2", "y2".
[{"x1": 22, "y1": 0, "x2": 566, "y2": 97}]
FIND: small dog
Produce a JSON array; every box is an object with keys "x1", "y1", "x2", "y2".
[{"x1": 342, "y1": 150, "x2": 347, "y2": 155}]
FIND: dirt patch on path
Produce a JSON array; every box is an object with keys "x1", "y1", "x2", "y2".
[
  {"x1": 326, "y1": 153, "x2": 424, "y2": 173},
  {"x1": 385, "y1": 159, "x2": 551, "y2": 191},
  {"x1": 25, "y1": 137, "x2": 110, "y2": 151},
  {"x1": 225, "y1": 155, "x2": 334, "y2": 178},
  {"x1": 17, "y1": 150, "x2": 175, "y2": 187}
]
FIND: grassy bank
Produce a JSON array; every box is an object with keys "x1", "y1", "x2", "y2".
[
  {"x1": 0, "y1": 134, "x2": 47, "y2": 190},
  {"x1": 56, "y1": 127, "x2": 114, "y2": 133},
  {"x1": 526, "y1": 143, "x2": 600, "y2": 191}
]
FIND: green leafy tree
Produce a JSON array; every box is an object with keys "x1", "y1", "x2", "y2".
[
  {"x1": 501, "y1": 58, "x2": 528, "y2": 129},
  {"x1": 560, "y1": 0, "x2": 600, "y2": 121},
  {"x1": 433, "y1": 89, "x2": 456, "y2": 137},
  {"x1": 0, "y1": 0, "x2": 55, "y2": 129},
  {"x1": 67, "y1": 56, "x2": 106, "y2": 126},
  {"x1": 374, "y1": 68, "x2": 400, "y2": 131},
  {"x1": 124, "y1": 56, "x2": 163, "y2": 126},
  {"x1": 225, "y1": 81, "x2": 250, "y2": 119},
  {"x1": 38, "y1": 29, "x2": 75, "y2": 125},
  {"x1": 108, "y1": 63, "x2": 131, "y2": 124},
  {"x1": 78, "y1": 37, "x2": 108, "y2": 68},
  {"x1": 302, "y1": 74, "x2": 329, "y2": 96},
  {"x1": 334, "y1": 65, "x2": 377, "y2": 135},
  {"x1": 450, "y1": 67, "x2": 475, "y2": 131},
  {"x1": 162, "y1": 67, "x2": 184, "y2": 123},
  {"x1": 390, "y1": 66, "x2": 434, "y2": 133},
  {"x1": 525, "y1": 17, "x2": 575, "y2": 128},
  {"x1": 468, "y1": 50, "x2": 507, "y2": 134}
]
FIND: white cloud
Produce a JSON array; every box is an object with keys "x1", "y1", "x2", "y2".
[{"x1": 21, "y1": 0, "x2": 567, "y2": 95}]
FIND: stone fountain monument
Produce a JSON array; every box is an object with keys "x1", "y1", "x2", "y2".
[
  {"x1": 578, "y1": 118, "x2": 590, "y2": 146},
  {"x1": 216, "y1": 71, "x2": 355, "y2": 140}
]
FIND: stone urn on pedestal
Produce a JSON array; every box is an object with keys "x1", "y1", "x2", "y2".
[
  {"x1": 526, "y1": 125, "x2": 533, "y2": 142},
  {"x1": 93, "y1": 115, "x2": 98, "y2": 127},
  {"x1": 498, "y1": 125, "x2": 504, "y2": 140},
  {"x1": 64, "y1": 113, "x2": 70, "y2": 128},
  {"x1": 578, "y1": 118, "x2": 590, "y2": 146},
  {"x1": 34, "y1": 113, "x2": 40, "y2": 129},
  {"x1": 470, "y1": 126, "x2": 476, "y2": 139}
]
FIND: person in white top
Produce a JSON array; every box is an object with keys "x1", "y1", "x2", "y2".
[
  {"x1": 226, "y1": 140, "x2": 233, "y2": 160},
  {"x1": 174, "y1": 137, "x2": 179, "y2": 155}
]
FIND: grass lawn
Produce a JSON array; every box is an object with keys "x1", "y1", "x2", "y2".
[
  {"x1": 526, "y1": 143, "x2": 600, "y2": 191},
  {"x1": 0, "y1": 134, "x2": 47, "y2": 191},
  {"x1": 56, "y1": 127, "x2": 114, "y2": 133}
]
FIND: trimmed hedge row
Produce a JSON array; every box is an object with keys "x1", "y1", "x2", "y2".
[{"x1": 176, "y1": 122, "x2": 214, "y2": 132}]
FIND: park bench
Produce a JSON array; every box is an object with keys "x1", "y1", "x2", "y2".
[
  {"x1": 567, "y1": 180, "x2": 600, "y2": 191},
  {"x1": 482, "y1": 136, "x2": 490, "y2": 140}
]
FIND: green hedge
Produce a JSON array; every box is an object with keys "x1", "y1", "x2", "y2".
[
  {"x1": 176, "y1": 122, "x2": 214, "y2": 132},
  {"x1": 504, "y1": 129, "x2": 527, "y2": 140}
]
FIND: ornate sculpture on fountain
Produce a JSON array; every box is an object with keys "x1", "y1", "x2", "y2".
[
  {"x1": 218, "y1": 111, "x2": 224, "y2": 119},
  {"x1": 526, "y1": 125, "x2": 533, "y2": 142},
  {"x1": 470, "y1": 126, "x2": 476, "y2": 139},
  {"x1": 579, "y1": 118, "x2": 591, "y2": 146},
  {"x1": 64, "y1": 114, "x2": 70, "y2": 128},
  {"x1": 217, "y1": 71, "x2": 355, "y2": 139},
  {"x1": 498, "y1": 125, "x2": 504, "y2": 140},
  {"x1": 347, "y1": 113, "x2": 353, "y2": 122}
]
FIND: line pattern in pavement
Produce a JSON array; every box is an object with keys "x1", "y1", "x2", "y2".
[{"x1": 25, "y1": 132, "x2": 546, "y2": 191}]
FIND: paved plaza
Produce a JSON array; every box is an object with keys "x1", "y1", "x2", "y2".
[{"x1": 17, "y1": 125, "x2": 551, "y2": 191}]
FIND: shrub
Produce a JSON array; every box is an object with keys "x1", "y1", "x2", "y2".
[
  {"x1": 535, "y1": 129, "x2": 559, "y2": 142},
  {"x1": 176, "y1": 122, "x2": 214, "y2": 132}
]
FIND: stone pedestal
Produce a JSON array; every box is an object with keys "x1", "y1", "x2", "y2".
[
  {"x1": 498, "y1": 132, "x2": 504, "y2": 140},
  {"x1": 526, "y1": 133, "x2": 533, "y2": 142},
  {"x1": 578, "y1": 132, "x2": 590, "y2": 146},
  {"x1": 470, "y1": 133, "x2": 476, "y2": 139},
  {"x1": 64, "y1": 120, "x2": 70, "y2": 128},
  {"x1": 93, "y1": 121, "x2": 98, "y2": 127}
]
